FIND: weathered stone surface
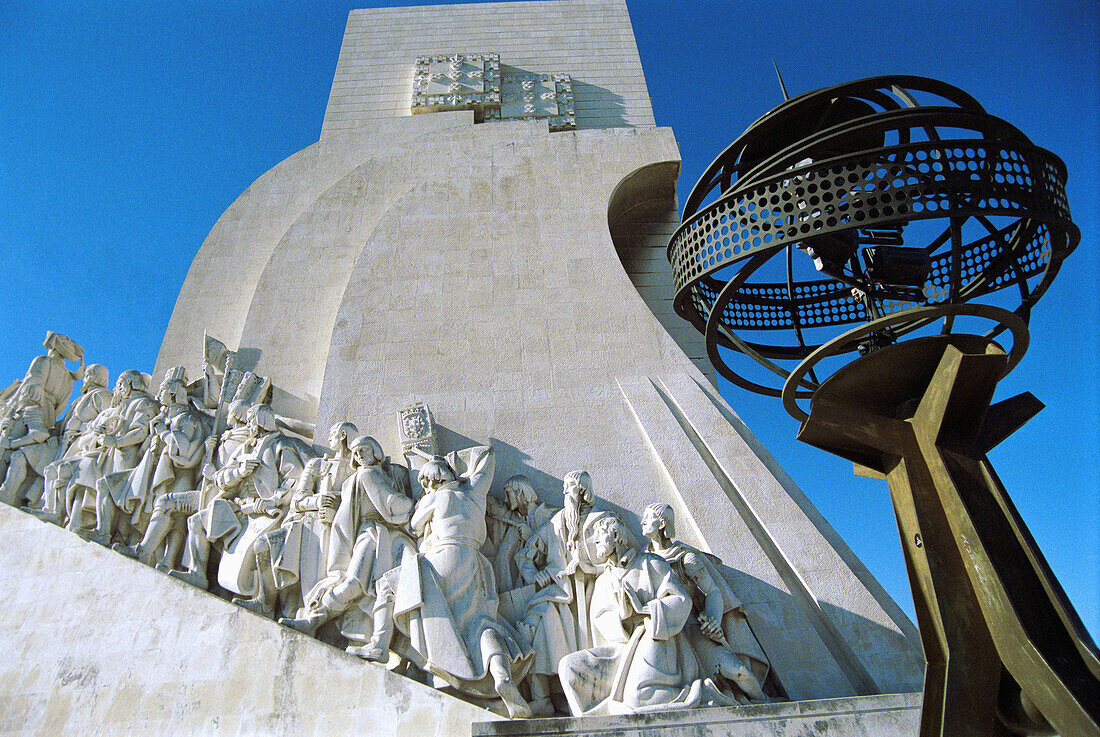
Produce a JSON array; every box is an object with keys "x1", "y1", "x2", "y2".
[
  {"x1": 473, "y1": 693, "x2": 922, "y2": 737},
  {"x1": 0, "y1": 1, "x2": 929, "y2": 733},
  {"x1": 150, "y1": 0, "x2": 923, "y2": 710},
  {"x1": 322, "y1": 1, "x2": 656, "y2": 134},
  {"x1": 0, "y1": 503, "x2": 497, "y2": 736}
]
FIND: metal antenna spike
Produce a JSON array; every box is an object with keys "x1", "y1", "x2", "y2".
[{"x1": 772, "y1": 59, "x2": 790, "y2": 101}]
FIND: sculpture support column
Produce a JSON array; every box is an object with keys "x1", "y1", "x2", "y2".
[{"x1": 797, "y1": 339, "x2": 1100, "y2": 737}]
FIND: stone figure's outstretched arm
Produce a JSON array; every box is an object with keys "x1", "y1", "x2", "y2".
[
  {"x1": 463, "y1": 445, "x2": 495, "y2": 503},
  {"x1": 68, "y1": 354, "x2": 86, "y2": 382}
]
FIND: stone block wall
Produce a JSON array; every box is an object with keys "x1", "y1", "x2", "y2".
[{"x1": 322, "y1": 0, "x2": 656, "y2": 135}]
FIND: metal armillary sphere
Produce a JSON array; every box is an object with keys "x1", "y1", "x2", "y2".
[
  {"x1": 669, "y1": 76, "x2": 1098, "y2": 737},
  {"x1": 667, "y1": 75, "x2": 1078, "y2": 420}
]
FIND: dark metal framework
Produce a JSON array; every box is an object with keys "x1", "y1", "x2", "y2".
[
  {"x1": 667, "y1": 76, "x2": 1079, "y2": 408},
  {"x1": 668, "y1": 76, "x2": 1099, "y2": 737}
]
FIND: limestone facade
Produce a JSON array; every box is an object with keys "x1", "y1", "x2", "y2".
[{"x1": 1, "y1": 1, "x2": 924, "y2": 734}]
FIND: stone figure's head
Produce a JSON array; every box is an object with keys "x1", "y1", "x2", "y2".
[
  {"x1": 418, "y1": 456, "x2": 457, "y2": 492},
  {"x1": 157, "y1": 366, "x2": 188, "y2": 397},
  {"x1": 246, "y1": 403, "x2": 277, "y2": 437},
  {"x1": 83, "y1": 364, "x2": 108, "y2": 393},
  {"x1": 503, "y1": 475, "x2": 538, "y2": 513},
  {"x1": 227, "y1": 399, "x2": 250, "y2": 429},
  {"x1": 157, "y1": 378, "x2": 189, "y2": 408},
  {"x1": 641, "y1": 503, "x2": 675, "y2": 542},
  {"x1": 328, "y1": 421, "x2": 359, "y2": 452},
  {"x1": 593, "y1": 515, "x2": 634, "y2": 565},
  {"x1": 350, "y1": 435, "x2": 384, "y2": 468},
  {"x1": 113, "y1": 370, "x2": 146, "y2": 403},
  {"x1": 563, "y1": 470, "x2": 593, "y2": 508},
  {"x1": 562, "y1": 470, "x2": 594, "y2": 542}
]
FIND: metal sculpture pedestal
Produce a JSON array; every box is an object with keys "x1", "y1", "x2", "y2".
[{"x1": 796, "y1": 336, "x2": 1099, "y2": 737}]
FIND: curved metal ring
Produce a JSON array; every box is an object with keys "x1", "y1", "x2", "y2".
[{"x1": 781, "y1": 304, "x2": 1030, "y2": 422}]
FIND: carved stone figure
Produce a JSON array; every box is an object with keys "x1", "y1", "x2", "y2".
[
  {"x1": 55, "y1": 364, "x2": 112, "y2": 451},
  {"x1": 280, "y1": 435, "x2": 415, "y2": 639},
  {"x1": 0, "y1": 383, "x2": 57, "y2": 508},
  {"x1": 106, "y1": 375, "x2": 210, "y2": 564},
  {"x1": 235, "y1": 422, "x2": 359, "y2": 618},
  {"x1": 508, "y1": 469, "x2": 602, "y2": 716},
  {"x1": 35, "y1": 365, "x2": 112, "y2": 522},
  {"x1": 66, "y1": 370, "x2": 158, "y2": 541},
  {"x1": 126, "y1": 399, "x2": 251, "y2": 571},
  {"x1": 558, "y1": 515, "x2": 734, "y2": 716},
  {"x1": 170, "y1": 403, "x2": 306, "y2": 596},
  {"x1": 106, "y1": 375, "x2": 210, "y2": 542},
  {"x1": 485, "y1": 475, "x2": 555, "y2": 596},
  {"x1": 365, "y1": 447, "x2": 533, "y2": 718},
  {"x1": 15, "y1": 331, "x2": 85, "y2": 428},
  {"x1": 642, "y1": 503, "x2": 770, "y2": 703}
]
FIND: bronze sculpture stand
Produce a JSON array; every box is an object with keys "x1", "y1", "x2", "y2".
[{"x1": 796, "y1": 336, "x2": 1099, "y2": 737}]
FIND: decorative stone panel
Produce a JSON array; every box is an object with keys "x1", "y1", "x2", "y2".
[
  {"x1": 412, "y1": 53, "x2": 501, "y2": 122},
  {"x1": 412, "y1": 54, "x2": 575, "y2": 131}
]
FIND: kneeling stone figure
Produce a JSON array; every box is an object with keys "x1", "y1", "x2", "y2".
[{"x1": 558, "y1": 515, "x2": 736, "y2": 716}]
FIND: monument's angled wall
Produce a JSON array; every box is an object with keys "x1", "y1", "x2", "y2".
[
  {"x1": 0, "y1": 504, "x2": 499, "y2": 736},
  {"x1": 154, "y1": 112, "x2": 471, "y2": 390},
  {"x1": 0, "y1": 498, "x2": 922, "y2": 736}
]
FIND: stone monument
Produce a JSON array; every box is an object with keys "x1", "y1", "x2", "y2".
[{"x1": 0, "y1": 2, "x2": 927, "y2": 735}]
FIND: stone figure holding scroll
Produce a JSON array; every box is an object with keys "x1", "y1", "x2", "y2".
[
  {"x1": 365, "y1": 446, "x2": 533, "y2": 718},
  {"x1": 642, "y1": 503, "x2": 770, "y2": 703},
  {"x1": 558, "y1": 515, "x2": 734, "y2": 716}
]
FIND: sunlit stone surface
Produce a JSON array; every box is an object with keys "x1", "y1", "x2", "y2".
[{"x1": 0, "y1": 2, "x2": 924, "y2": 734}]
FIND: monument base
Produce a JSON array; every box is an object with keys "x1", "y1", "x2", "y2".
[
  {"x1": 0, "y1": 503, "x2": 497, "y2": 736},
  {"x1": 474, "y1": 693, "x2": 921, "y2": 736},
  {"x1": 0, "y1": 502, "x2": 923, "y2": 735}
]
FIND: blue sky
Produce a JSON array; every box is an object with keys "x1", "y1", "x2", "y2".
[{"x1": 2, "y1": 1, "x2": 1097, "y2": 636}]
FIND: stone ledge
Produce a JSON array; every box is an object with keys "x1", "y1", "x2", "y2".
[{"x1": 473, "y1": 693, "x2": 922, "y2": 736}]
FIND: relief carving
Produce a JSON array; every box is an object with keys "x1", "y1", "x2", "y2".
[{"x1": 0, "y1": 336, "x2": 782, "y2": 720}]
